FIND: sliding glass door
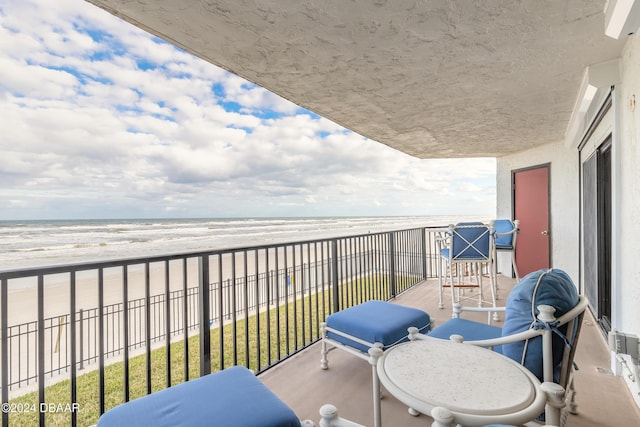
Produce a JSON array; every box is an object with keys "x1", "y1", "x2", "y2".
[{"x1": 582, "y1": 134, "x2": 612, "y2": 332}]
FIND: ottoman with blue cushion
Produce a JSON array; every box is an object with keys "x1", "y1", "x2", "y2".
[
  {"x1": 97, "y1": 366, "x2": 303, "y2": 427},
  {"x1": 320, "y1": 300, "x2": 431, "y2": 369}
]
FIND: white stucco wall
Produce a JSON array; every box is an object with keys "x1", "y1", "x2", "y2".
[
  {"x1": 611, "y1": 35, "x2": 640, "y2": 406},
  {"x1": 496, "y1": 142, "x2": 579, "y2": 283},
  {"x1": 497, "y1": 36, "x2": 640, "y2": 404},
  {"x1": 616, "y1": 36, "x2": 640, "y2": 338}
]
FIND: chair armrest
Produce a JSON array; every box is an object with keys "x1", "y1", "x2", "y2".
[
  {"x1": 408, "y1": 326, "x2": 544, "y2": 347},
  {"x1": 454, "y1": 304, "x2": 507, "y2": 313},
  {"x1": 455, "y1": 297, "x2": 588, "y2": 326},
  {"x1": 453, "y1": 303, "x2": 506, "y2": 325},
  {"x1": 454, "y1": 304, "x2": 557, "y2": 348},
  {"x1": 494, "y1": 228, "x2": 519, "y2": 237},
  {"x1": 434, "y1": 234, "x2": 450, "y2": 245},
  {"x1": 461, "y1": 328, "x2": 545, "y2": 348}
]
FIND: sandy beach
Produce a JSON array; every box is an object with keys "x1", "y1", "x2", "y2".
[
  {"x1": 4, "y1": 238, "x2": 374, "y2": 323},
  {"x1": 2, "y1": 239, "x2": 378, "y2": 393}
]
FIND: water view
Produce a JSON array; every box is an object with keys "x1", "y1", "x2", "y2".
[{"x1": 0, "y1": 216, "x2": 484, "y2": 271}]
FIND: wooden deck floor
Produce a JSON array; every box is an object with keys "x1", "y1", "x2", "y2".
[{"x1": 260, "y1": 276, "x2": 640, "y2": 426}]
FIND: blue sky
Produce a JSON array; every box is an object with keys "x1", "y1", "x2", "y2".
[{"x1": 0, "y1": 0, "x2": 496, "y2": 220}]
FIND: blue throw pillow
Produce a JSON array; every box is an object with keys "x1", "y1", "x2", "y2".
[{"x1": 501, "y1": 268, "x2": 579, "y2": 382}]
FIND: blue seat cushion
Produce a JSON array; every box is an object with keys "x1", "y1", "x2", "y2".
[
  {"x1": 428, "y1": 318, "x2": 504, "y2": 353},
  {"x1": 501, "y1": 268, "x2": 579, "y2": 382},
  {"x1": 97, "y1": 366, "x2": 301, "y2": 427},
  {"x1": 326, "y1": 300, "x2": 431, "y2": 353},
  {"x1": 440, "y1": 247, "x2": 492, "y2": 259}
]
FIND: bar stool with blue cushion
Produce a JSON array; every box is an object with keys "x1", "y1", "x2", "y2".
[
  {"x1": 97, "y1": 366, "x2": 310, "y2": 427},
  {"x1": 493, "y1": 219, "x2": 520, "y2": 280},
  {"x1": 320, "y1": 300, "x2": 431, "y2": 369},
  {"x1": 437, "y1": 222, "x2": 497, "y2": 311}
]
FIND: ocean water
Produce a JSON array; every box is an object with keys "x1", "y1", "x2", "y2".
[{"x1": 0, "y1": 216, "x2": 484, "y2": 271}]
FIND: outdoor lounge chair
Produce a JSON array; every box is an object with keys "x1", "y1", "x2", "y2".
[
  {"x1": 416, "y1": 268, "x2": 588, "y2": 427},
  {"x1": 493, "y1": 218, "x2": 520, "y2": 281}
]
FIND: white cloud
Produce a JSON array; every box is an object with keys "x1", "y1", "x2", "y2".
[{"x1": 0, "y1": 0, "x2": 496, "y2": 220}]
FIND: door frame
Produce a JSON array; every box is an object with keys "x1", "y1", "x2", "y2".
[
  {"x1": 578, "y1": 93, "x2": 613, "y2": 333},
  {"x1": 597, "y1": 138, "x2": 612, "y2": 331},
  {"x1": 511, "y1": 163, "x2": 552, "y2": 275}
]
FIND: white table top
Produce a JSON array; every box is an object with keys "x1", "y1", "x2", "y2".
[{"x1": 377, "y1": 338, "x2": 544, "y2": 420}]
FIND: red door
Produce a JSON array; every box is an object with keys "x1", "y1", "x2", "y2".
[{"x1": 513, "y1": 165, "x2": 550, "y2": 276}]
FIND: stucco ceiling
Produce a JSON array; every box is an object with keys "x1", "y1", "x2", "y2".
[{"x1": 85, "y1": 0, "x2": 625, "y2": 158}]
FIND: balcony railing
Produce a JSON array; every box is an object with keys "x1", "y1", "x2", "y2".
[{"x1": 0, "y1": 226, "x2": 444, "y2": 426}]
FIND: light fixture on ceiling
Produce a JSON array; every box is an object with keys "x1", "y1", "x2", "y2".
[{"x1": 605, "y1": 0, "x2": 640, "y2": 39}]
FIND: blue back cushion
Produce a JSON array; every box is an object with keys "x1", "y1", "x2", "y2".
[
  {"x1": 452, "y1": 225, "x2": 490, "y2": 259},
  {"x1": 501, "y1": 269, "x2": 579, "y2": 382},
  {"x1": 493, "y1": 219, "x2": 515, "y2": 248}
]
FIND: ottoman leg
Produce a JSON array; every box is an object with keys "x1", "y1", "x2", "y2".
[{"x1": 320, "y1": 322, "x2": 329, "y2": 370}]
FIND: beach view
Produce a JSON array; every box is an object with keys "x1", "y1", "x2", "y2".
[
  {"x1": 0, "y1": 215, "x2": 469, "y2": 426},
  {"x1": 2, "y1": 0, "x2": 640, "y2": 426},
  {"x1": 15, "y1": 1, "x2": 640, "y2": 427},
  {"x1": 0, "y1": 0, "x2": 496, "y2": 224},
  {"x1": 0, "y1": 216, "x2": 484, "y2": 272},
  {"x1": 0, "y1": 1, "x2": 496, "y2": 424}
]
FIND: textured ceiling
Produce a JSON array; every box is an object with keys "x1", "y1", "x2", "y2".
[{"x1": 86, "y1": 0, "x2": 625, "y2": 158}]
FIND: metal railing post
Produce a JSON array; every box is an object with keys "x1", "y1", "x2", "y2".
[
  {"x1": 122, "y1": 266, "x2": 129, "y2": 402},
  {"x1": 182, "y1": 258, "x2": 189, "y2": 382},
  {"x1": 198, "y1": 256, "x2": 211, "y2": 376},
  {"x1": 331, "y1": 239, "x2": 340, "y2": 313},
  {"x1": 164, "y1": 260, "x2": 171, "y2": 388},
  {"x1": 98, "y1": 269, "x2": 105, "y2": 415},
  {"x1": 144, "y1": 264, "x2": 151, "y2": 395},
  {"x1": 2, "y1": 278, "x2": 8, "y2": 427},
  {"x1": 389, "y1": 232, "x2": 397, "y2": 298},
  {"x1": 37, "y1": 275, "x2": 45, "y2": 426},
  {"x1": 70, "y1": 272, "x2": 78, "y2": 427},
  {"x1": 78, "y1": 309, "x2": 84, "y2": 370},
  {"x1": 421, "y1": 228, "x2": 428, "y2": 279}
]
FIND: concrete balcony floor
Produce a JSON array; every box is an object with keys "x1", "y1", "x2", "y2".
[{"x1": 261, "y1": 275, "x2": 640, "y2": 426}]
